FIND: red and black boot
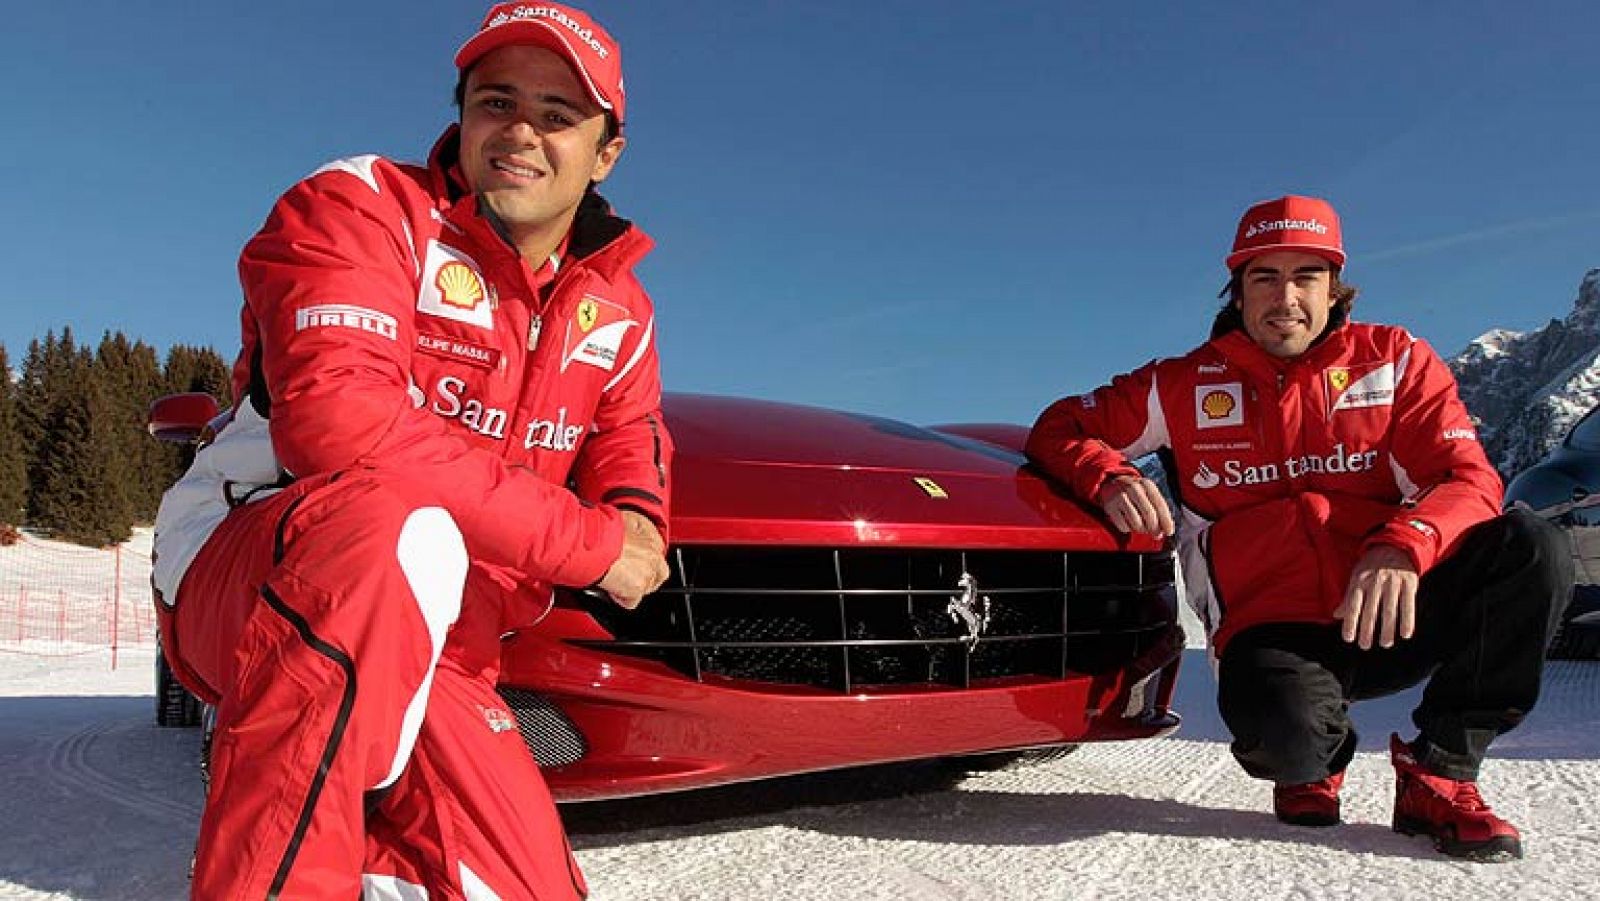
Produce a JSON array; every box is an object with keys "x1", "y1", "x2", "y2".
[
  {"x1": 1390, "y1": 734, "x2": 1522, "y2": 861},
  {"x1": 1273, "y1": 771, "x2": 1344, "y2": 827}
]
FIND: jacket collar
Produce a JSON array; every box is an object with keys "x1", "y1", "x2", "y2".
[{"x1": 1209, "y1": 322, "x2": 1351, "y2": 380}]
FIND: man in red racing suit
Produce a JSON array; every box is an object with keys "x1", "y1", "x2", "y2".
[
  {"x1": 1026, "y1": 195, "x2": 1571, "y2": 862},
  {"x1": 151, "y1": 4, "x2": 669, "y2": 897}
]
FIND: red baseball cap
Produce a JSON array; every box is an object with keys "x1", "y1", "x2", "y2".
[
  {"x1": 1226, "y1": 195, "x2": 1345, "y2": 271},
  {"x1": 455, "y1": 3, "x2": 626, "y2": 126}
]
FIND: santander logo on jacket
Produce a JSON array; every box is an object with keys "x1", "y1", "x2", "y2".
[
  {"x1": 154, "y1": 126, "x2": 672, "y2": 614},
  {"x1": 1025, "y1": 322, "x2": 1501, "y2": 655}
]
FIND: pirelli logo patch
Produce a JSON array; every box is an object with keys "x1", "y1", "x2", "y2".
[{"x1": 294, "y1": 304, "x2": 398, "y2": 341}]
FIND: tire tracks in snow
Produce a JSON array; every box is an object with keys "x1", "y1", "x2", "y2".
[{"x1": 44, "y1": 718, "x2": 202, "y2": 825}]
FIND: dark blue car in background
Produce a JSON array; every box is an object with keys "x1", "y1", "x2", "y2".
[{"x1": 1505, "y1": 405, "x2": 1600, "y2": 659}]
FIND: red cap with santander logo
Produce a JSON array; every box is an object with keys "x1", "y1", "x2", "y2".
[
  {"x1": 1226, "y1": 195, "x2": 1345, "y2": 271},
  {"x1": 455, "y1": 3, "x2": 626, "y2": 126}
]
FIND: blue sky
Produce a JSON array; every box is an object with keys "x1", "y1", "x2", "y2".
[{"x1": 4, "y1": 1, "x2": 1598, "y2": 426}]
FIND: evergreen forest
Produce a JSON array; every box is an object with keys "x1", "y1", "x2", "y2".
[{"x1": 0, "y1": 329, "x2": 231, "y2": 547}]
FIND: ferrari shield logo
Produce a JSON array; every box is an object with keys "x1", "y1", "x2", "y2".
[
  {"x1": 914, "y1": 477, "x2": 948, "y2": 499},
  {"x1": 577, "y1": 298, "x2": 599, "y2": 333},
  {"x1": 561, "y1": 295, "x2": 637, "y2": 373},
  {"x1": 1329, "y1": 363, "x2": 1397, "y2": 414}
]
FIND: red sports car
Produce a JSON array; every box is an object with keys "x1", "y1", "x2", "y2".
[{"x1": 150, "y1": 392, "x2": 1184, "y2": 800}]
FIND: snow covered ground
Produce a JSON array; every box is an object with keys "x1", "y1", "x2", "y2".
[{"x1": 1, "y1": 631, "x2": 1596, "y2": 900}]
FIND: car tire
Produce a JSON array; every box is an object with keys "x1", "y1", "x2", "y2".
[
  {"x1": 1549, "y1": 585, "x2": 1600, "y2": 660},
  {"x1": 155, "y1": 642, "x2": 203, "y2": 728},
  {"x1": 952, "y1": 744, "x2": 1080, "y2": 773},
  {"x1": 1549, "y1": 621, "x2": 1600, "y2": 659}
]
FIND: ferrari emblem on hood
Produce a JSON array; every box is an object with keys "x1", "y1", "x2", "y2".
[{"x1": 914, "y1": 477, "x2": 948, "y2": 499}]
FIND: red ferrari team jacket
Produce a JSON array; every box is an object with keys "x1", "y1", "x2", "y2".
[
  {"x1": 154, "y1": 125, "x2": 670, "y2": 623},
  {"x1": 1026, "y1": 323, "x2": 1502, "y2": 654}
]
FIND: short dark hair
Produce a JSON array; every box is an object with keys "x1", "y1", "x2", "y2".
[
  {"x1": 452, "y1": 68, "x2": 621, "y2": 146},
  {"x1": 1210, "y1": 267, "x2": 1359, "y2": 340}
]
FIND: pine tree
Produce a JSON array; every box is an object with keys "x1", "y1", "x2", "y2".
[
  {"x1": 24, "y1": 333, "x2": 134, "y2": 546},
  {"x1": 0, "y1": 344, "x2": 27, "y2": 526},
  {"x1": 129, "y1": 338, "x2": 171, "y2": 517},
  {"x1": 16, "y1": 334, "x2": 54, "y2": 469},
  {"x1": 96, "y1": 331, "x2": 170, "y2": 520},
  {"x1": 17, "y1": 330, "x2": 69, "y2": 520},
  {"x1": 163, "y1": 344, "x2": 234, "y2": 406},
  {"x1": 5, "y1": 331, "x2": 234, "y2": 543}
]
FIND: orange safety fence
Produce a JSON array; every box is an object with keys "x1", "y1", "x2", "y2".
[{"x1": 0, "y1": 530, "x2": 156, "y2": 669}]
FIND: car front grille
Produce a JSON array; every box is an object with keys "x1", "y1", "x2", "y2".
[{"x1": 570, "y1": 546, "x2": 1176, "y2": 693}]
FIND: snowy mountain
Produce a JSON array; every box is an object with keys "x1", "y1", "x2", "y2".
[{"x1": 1449, "y1": 268, "x2": 1600, "y2": 478}]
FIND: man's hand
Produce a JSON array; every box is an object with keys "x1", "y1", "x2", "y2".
[
  {"x1": 597, "y1": 511, "x2": 669, "y2": 609},
  {"x1": 1335, "y1": 545, "x2": 1419, "y2": 649},
  {"x1": 1096, "y1": 475, "x2": 1175, "y2": 538},
  {"x1": 621, "y1": 510, "x2": 664, "y2": 553}
]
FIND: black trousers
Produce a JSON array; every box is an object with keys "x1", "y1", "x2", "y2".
[{"x1": 1216, "y1": 509, "x2": 1573, "y2": 784}]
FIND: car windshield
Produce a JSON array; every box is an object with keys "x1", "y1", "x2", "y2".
[{"x1": 1569, "y1": 406, "x2": 1600, "y2": 452}]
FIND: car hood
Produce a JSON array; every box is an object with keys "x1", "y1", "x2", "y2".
[{"x1": 662, "y1": 393, "x2": 1153, "y2": 552}]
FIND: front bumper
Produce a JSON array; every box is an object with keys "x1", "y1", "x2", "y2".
[{"x1": 498, "y1": 545, "x2": 1184, "y2": 800}]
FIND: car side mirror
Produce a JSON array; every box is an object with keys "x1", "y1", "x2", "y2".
[{"x1": 147, "y1": 393, "x2": 222, "y2": 445}]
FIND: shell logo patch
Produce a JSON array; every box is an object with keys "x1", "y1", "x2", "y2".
[
  {"x1": 1195, "y1": 383, "x2": 1244, "y2": 429},
  {"x1": 1201, "y1": 392, "x2": 1236, "y2": 419},
  {"x1": 562, "y1": 295, "x2": 637, "y2": 373},
  {"x1": 417, "y1": 241, "x2": 494, "y2": 329},
  {"x1": 436, "y1": 262, "x2": 485, "y2": 310},
  {"x1": 914, "y1": 477, "x2": 948, "y2": 499}
]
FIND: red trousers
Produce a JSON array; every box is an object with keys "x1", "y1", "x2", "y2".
[{"x1": 158, "y1": 473, "x2": 586, "y2": 900}]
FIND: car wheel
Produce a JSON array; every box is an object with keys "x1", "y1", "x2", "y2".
[
  {"x1": 1549, "y1": 621, "x2": 1600, "y2": 659},
  {"x1": 951, "y1": 744, "x2": 1080, "y2": 773},
  {"x1": 155, "y1": 643, "x2": 203, "y2": 728},
  {"x1": 1549, "y1": 585, "x2": 1600, "y2": 660}
]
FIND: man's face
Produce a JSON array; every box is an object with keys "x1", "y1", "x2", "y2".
[
  {"x1": 458, "y1": 44, "x2": 624, "y2": 244},
  {"x1": 1236, "y1": 251, "x2": 1335, "y2": 358}
]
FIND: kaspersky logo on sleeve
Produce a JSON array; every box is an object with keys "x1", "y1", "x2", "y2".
[{"x1": 417, "y1": 240, "x2": 494, "y2": 329}]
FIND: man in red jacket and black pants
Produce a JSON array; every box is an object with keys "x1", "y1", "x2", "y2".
[
  {"x1": 1026, "y1": 195, "x2": 1571, "y2": 862},
  {"x1": 153, "y1": 3, "x2": 669, "y2": 897}
]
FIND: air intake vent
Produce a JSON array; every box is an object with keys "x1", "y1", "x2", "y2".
[{"x1": 497, "y1": 687, "x2": 588, "y2": 767}]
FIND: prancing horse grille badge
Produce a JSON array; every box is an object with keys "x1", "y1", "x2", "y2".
[{"x1": 947, "y1": 572, "x2": 992, "y2": 649}]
